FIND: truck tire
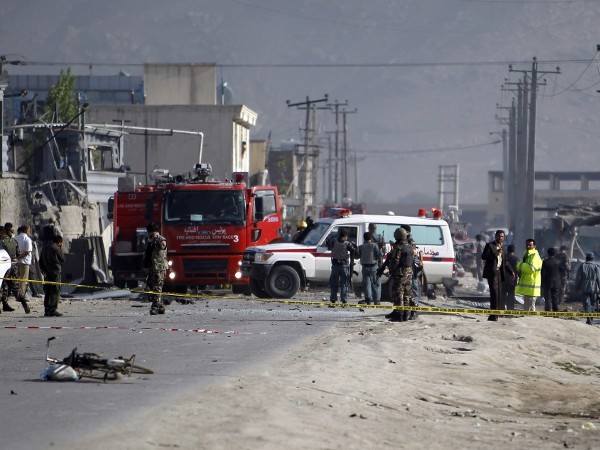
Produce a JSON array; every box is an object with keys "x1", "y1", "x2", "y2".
[
  {"x1": 265, "y1": 265, "x2": 300, "y2": 299},
  {"x1": 249, "y1": 279, "x2": 271, "y2": 299}
]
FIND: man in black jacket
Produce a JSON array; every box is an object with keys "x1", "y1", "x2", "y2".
[
  {"x1": 541, "y1": 247, "x2": 561, "y2": 312},
  {"x1": 481, "y1": 230, "x2": 515, "y2": 321},
  {"x1": 39, "y1": 235, "x2": 65, "y2": 317}
]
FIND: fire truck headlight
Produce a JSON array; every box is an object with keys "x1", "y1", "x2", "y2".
[
  {"x1": 255, "y1": 252, "x2": 273, "y2": 262},
  {"x1": 234, "y1": 271, "x2": 242, "y2": 279},
  {"x1": 168, "y1": 271, "x2": 176, "y2": 280}
]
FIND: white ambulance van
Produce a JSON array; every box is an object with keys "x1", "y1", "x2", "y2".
[{"x1": 241, "y1": 212, "x2": 456, "y2": 299}]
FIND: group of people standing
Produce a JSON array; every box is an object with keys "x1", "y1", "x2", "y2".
[
  {"x1": 327, "y1": 223, "x2": 424, "y2": 323},
  {"x1": 481, "y1": 229, "x2": 600, "y2": 324},
  {"x1": 0, "y1": 221, "x2": 65, "y2": 317}
]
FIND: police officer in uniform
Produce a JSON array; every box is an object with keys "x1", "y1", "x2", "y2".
[
  {"x1": 328, "y1": 227, "x2": 357, "y2": 305},
  {"x1": 144, "y1": 223, "x2": 169, "y2": 315},
  {"x1": 386, "y1": 228, "x2": 414, "y2": 322},
  {"x1": 39, "y1": 235, "x2": 65, "y2": 317},
  {"x1": 357, "y1": 232, "x2": 381, "y2": 305}
]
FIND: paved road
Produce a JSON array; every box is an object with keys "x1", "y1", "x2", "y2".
[{"x1": 0, "y1": 290, "x2": 370, "y2": 450}]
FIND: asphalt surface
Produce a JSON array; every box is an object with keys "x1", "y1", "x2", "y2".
[
  {"x1": 0, "y1": 289, "x2": 369, "y2": 450},
  {"x1": 3, "y1": 277, "x2": 572, "y2": 449}
]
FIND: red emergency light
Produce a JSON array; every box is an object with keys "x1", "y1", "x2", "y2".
[
  {"x1": 328, "y1": 207, "x2": 352, "y2": 218},
  {"x1": 417, "y1": 208, "x2": 427, "y2": 218},
  {"x1": 432, "y1": 208, "x2": 443, "y2": 219}
]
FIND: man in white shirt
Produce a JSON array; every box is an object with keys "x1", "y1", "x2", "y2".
[{"x1": 14, "y1": 225, "x2": 33, "y2": 313}]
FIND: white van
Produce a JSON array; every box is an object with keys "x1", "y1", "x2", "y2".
[{"x1": 241, "y1": 213, "x2": 456, "y2": 299}]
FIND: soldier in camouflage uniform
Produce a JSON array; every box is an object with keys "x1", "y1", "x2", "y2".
[
  {"x1": 143, "y1": 223, "x2": 169, "y2": 315},
  {"x1": 0, "y1": 223, "x2": 29, "y2": 314},
  {"x1": 387, "y1": 227, "x2": 414, "y2": 322}
]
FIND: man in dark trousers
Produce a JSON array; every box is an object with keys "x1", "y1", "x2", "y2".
[
  {"x1": 556, "y1": 245, "x2": 570, "y2": 304},
  {"x1": 574, "y1": 253, "x2": 600, "y2": 325},
  {"x1": 541, "y1": 247, "x2": 561, "y2": 312},
  {"x1": 39, "y1": 235, "x2": 65, "y2": 317},
  {"x1": 481, "y1": 229, "x2": 514, "y2": 321},
  {"x1": 502, "y1": 244, "x2": 519, "y2": 311}
]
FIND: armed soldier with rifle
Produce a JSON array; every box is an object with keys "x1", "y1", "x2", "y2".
[{"x1": 377, "y1": 227, "x2": 415, "y2": 322}]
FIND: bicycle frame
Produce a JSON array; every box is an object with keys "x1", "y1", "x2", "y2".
[{"x1": 44, "y1": 337, "x2": 153, "y2": 381}]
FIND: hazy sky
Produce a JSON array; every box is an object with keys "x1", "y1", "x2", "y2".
[{"x1": 2, "y1": 0, "x2": 600, "y2": 206}]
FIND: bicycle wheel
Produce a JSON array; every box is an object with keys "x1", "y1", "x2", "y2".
[{"x1": 127, "y1": 364, "x2": 154, "y2": 375}]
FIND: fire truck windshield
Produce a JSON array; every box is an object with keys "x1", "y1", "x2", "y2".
[{"x1": 164, "y1": 190, "x2": 246, "y2": 224}]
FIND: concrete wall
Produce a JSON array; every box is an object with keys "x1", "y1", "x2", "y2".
[
  {"x1": 249, "y1": 139, "x2": 267, "y2": 186},
  {"x1": 0, "y1": 173, "x2": 31, "y2": 228},
  {"x1": 144, "y1": 63, "x2": 216, "y2": 105},
  {"x1": 86, "y1": 105, "x2": 257, "y2": 184}
]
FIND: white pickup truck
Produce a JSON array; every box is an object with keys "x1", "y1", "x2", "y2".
[{"x1": 241, "y1": 214, "x2": 456, "y2": 299}]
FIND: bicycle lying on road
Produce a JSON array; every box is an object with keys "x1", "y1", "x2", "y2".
[{"x1": 42, "y1": 337, "x2": 154, "y2": 381}]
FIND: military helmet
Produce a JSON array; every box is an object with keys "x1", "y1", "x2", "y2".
[{"x1": 394, "y1": 227, "x2": 408, "y2": 241}]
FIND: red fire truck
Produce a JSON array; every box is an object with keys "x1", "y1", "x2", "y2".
[{"x1": 109, "y1": 163, "x2": 282, "y2": 293}]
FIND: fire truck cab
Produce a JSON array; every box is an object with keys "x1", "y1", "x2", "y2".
[{"x1": 110, "y1": 163, "x2": 282, "y2": 293}]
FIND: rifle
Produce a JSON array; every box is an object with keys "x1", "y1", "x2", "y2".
[{"x1": 377, "y1": 243, "x2": 395, "y2": 277}]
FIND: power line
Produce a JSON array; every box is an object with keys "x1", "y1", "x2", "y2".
[
  {"x1": 541, "y1": 51, "x2": 599, "y2": 97},
  {"x1": 10, "y1": 58, "x2": 595, "y2": 70},
  {"x1": 354, "y1": 139, "x2": 501, "y2": 156}
]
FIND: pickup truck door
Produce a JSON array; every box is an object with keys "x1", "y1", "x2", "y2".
[
  {"x1": 314, "y1": 227, "x2": 337, "y2": 280},
  {"x1": 314, "y1": 226, "x2": 362, "y2": 282}
]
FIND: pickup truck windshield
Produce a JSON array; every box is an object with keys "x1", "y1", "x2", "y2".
[
  {"x1": 164, "y1": 190, "x2": 246, "y2": 225},
  {"x1": 299, "y1": 222, "x2": 331, "y2": 246}
]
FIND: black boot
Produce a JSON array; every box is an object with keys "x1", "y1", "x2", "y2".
[
  {"x1": 2, "y1": 300, "x2": 15, "y2": 312},
  {"x1": 408, "y1": 310, "x2": 417, "y2": 320},
  {"x1": 150, "y1": 302, "x2": 165, "y2": 315},
  {"x1": 388, "y1": 310, "x2": 404, "y2": 322},
  {"x1": 20, "y1": 299, "x2": 30, "y2": 314},
  {"x1": 402, "y1": 311, "x2": 410, "y2": 322}
]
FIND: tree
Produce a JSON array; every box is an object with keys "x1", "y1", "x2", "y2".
[{"x1": 44, "y1": 67, "x2": 77, "y2": 122}]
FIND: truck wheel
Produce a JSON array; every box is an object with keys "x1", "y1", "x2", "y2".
[
  {"x1": 265, "y1": 265, "x2": 300, "y2": 299},
  {"x1": 249, "y1": 279, "x2": 272, "y2": 299}
]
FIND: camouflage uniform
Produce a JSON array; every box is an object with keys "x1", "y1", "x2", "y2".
[
  {"x1": 388, "y1": 228, "x2": 415, "y2": 322},
  {"x1": 144, "y1": 233, "x2": 168, "y2": 315},
  {"x1": 0, "y1": 234, "x2": 24, "y2": 313}
]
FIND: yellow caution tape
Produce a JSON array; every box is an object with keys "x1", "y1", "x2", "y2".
[
  {"x1": 251, "y1": 298, "x2": 600, "y2": 317},
  {"x1": 1, "y1": 276, "x2": 596, "y2": 318}
]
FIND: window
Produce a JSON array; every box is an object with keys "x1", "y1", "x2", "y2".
[
  {"x1": 253, "y1": 190, "x2": 277, "y2": 221},
  {"x1": 374, "y1": 223, "x2": 444, "y2": 246},
  {"x1": 301, "y1": 222, "x2": 330, "y2": 246},
  {"x1": 164, "y1": 190, "x2": 246, "y2": 224},
  {"x1": 322, "y1": 226, "x2": 359, "y2": 248}
]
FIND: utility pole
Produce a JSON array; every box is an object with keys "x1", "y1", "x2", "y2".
[
  {"x1": 507, "y1": 58, "x2": 559, "y2": 249},
  {"x1": 341, "y1": 107, "x2": 357, "y2": 200},
  {"x1": 326, "y1": 99, "x2": 348, "y2": 204},
  {"x1": 286, "y1": 94, "x2": 328, "y2": 218}
]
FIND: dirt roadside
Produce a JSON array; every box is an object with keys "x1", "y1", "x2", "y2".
[{"x1": 68, "y1": 291, "x2": 600, "y2": 450}]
